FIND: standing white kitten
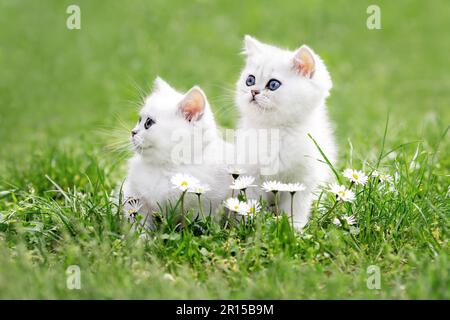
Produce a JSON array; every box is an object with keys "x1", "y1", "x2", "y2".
[
  {"x1": 123, "y1": 77, "x2": 230, "y2": 226},
  {"x1": 236, "y1": 35, "x2": 337, "y2": 229}
]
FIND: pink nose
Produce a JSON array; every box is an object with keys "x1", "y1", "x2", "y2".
[{"x1": 251, "y1": 90, "x2": 260, "y2": 98}]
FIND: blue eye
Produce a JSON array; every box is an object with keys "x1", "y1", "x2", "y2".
[
  {"x1": 266, "y1": 79, "x2": 281, "y2": 91},
  {"x1": 246, "y1": 75, "x2": 256, "y2": 86}
]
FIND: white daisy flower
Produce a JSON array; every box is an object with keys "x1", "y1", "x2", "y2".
[
  {"x1": 247, "y1": 199, "x2": 261, "y2": 215},
  {"x1": 343, "y1": 169, "x2": 368, "y2": 185},
  {"x1": 371, "y1": 170, "x2": 393, "y2": 183},
  {"x1": 329, "y1": 183, "x2": 356, "y2": 202},
  {"x1": 171, "y1": 173, "x2": 199, "y2": 192},
  {"x1": 227, "y1": 167, "x2": 246, "y2": 179},
  {"x1": 224, "y1": 198, "x2": 250, "y2": 214},
  {"x1": 280, "y1": 182, "x2": 306, "y2": 194},
  {"x1": 261, "y1": 180, "x2": 284, "y2": 193},
  {"x1": 238, "y1": 199, "x2": 261, "y2": 216},
  {"x1": 224, "y1": 197, "x2": 242, "y2": 212},
  {"x1": 124, "y1": 197, "x2": 143, "y2": 217},
  {"x1": 333, "y1": 215, "x2": 357, "y2": 226},
  {"x1": 230, "y1": 175, "x2": 256, "y2": 190},
  {"x1": 188, "y1": 183, "x2": 210, "y2": 195},
  {"x1": 237, "y1": 202, "x2": 250, "y2": 215}
]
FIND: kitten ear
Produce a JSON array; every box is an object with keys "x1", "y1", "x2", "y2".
[
  {"x1": 293, "y1": 45, "x2": 315, "y2": 78},
  {"x1": 243, "y1": 35, "x2": 263, "y2": 56},
  {"x1": 153, "y1": 76, "x2": 173, "y2": 92},
  {"x1": 179, "y1": 86, "x2": 206, "y2": 122}
]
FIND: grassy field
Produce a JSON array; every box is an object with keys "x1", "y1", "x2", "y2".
[{"x1": 0, "y1": 0, "x2": 449, "y2": 299}]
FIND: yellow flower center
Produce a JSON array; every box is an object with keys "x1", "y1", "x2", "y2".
[
  {"x1": 234, "y1": 205, "x2": 239, "y2": 210},
  {"x1": 181, "y1": 181, "x2": 188, "y2": 187},
  {"x1": 352, "y1": 173, "x2": 359, "y2": 180},
  {"x1": 249, "y1": 207, "x2": 255, "y2": 214},
  {"x1": 338, "y1": 191, "x2": 345, "y2": 197}
]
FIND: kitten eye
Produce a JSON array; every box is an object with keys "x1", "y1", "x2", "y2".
[
  {"x1": 266, "y1": 79, "x2": 281, "y2": 91},
  {"x1": 144, "y1": 117, "x2": 155, "y2": 129},
  {"x1": 245, "y1": 75, "x2": 256, "y2": 86}
]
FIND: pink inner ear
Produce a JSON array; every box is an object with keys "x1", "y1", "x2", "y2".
[
  {"x1": 294, "y1": 47, "x2": 315, "y2": 78},
  {"x1": 181, "y1": 90, "x2": 205, "y2": 122}
]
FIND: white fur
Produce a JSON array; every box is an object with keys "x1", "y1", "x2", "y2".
[
  {"x1": 123, "y1": 77, "x2": 231, "y2": 226},
  {"x1": 236, "y1": 36, "x2": 337, "y2": 229}
]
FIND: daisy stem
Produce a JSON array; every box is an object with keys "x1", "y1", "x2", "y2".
[
  {"x1": 290, "y1": 192, "x2": 295, "y2": 229},
  {"x1": 273, "y1": 191, "x2": 279, "y2": 216},
  {"x1": 242, "y1": 189, "x2": 247, "y2": 201},
  {"x1": 197, "y1": 194, "x2": 205, "y2": 221},
  {"x1": 224, "y1": 209, "x2": 231, "y2": 229},
  {"x1": 180, "y1": 191, "x2": 186, "y2": 228},
  {"x1": 230, "y1": 174, "x2": 237, "y2": 199},
  {"x1": 273, "y1": 191, "x2": 279, "y2": 236}
]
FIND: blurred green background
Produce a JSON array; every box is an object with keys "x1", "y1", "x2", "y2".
[{"x1": 0, "y1": 0, "x2": 448, "y2": 169}]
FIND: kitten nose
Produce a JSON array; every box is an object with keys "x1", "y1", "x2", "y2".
[
  {"x1": 131, "y1": 130, "x2": 138, "y2": 137},
  {"x1": 251, "y1": 90, "x2": 260, "y2": 98}
]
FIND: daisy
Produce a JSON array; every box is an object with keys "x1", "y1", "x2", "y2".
[
  {"x1": 280, "y1": 183, "x2": 306, "y2": 194},
  {"x1": 224, "y1": 198, "x2": 241, "y2": 212},
  {"x1": 171, "y1": 173, "x2": 199, "y2": 226},
  {"x1": 171, "y1": 173, "x2": 199, "y2": 192},
  {"x1": 227, "y1": 167, "x2": 246, "y2": 180},
  {"x1": 280, "y1": 182, "x2": 305, "y2": 228},
  {"x1": 261, "y1": 180, "x2": 284, "y2": 193},
  {"x1": 237, "y1": 202, "x2": 250, "y2": 215},
  {"x1": 230, "y1": 175, "x2": 256, "y2": 190},
  {"x1": 333, "y1": 215, "x2": 357, "y2": 226},
  {"x1": 188, "y1": 183, "x2": 209, "y2": 220},
  {"x1": 224, "y1": 198, "x2": 249, "y2": 213},
  {"x1": 329, "y1": 183, "x2": 356, "y2": 202},
  {"x1": 238, "y1": 199, "x2": 261, "y2": 216},
  {"x1": 343, "y1": 169, "x2": 368, "y2": 186},
  {"x1": 124, "y1": 197, "x2": 142, "y2": 218},
  {"x1": 371, "y1": 170, "x2": 393, "y2": 183},
  {"x1": 262, "y1": 180, "x2": 283, "y2": 217},
  {"x1": 188, "y1": 183, "x2": 210, "y2": 195}
]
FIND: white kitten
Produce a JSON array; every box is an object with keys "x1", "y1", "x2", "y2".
[
  {"x1": 236, "y1": 35, "x2": 337, "y2": 229},
  {"x1": 123, "y1": 77, "x2": 230, "y2": 226}
]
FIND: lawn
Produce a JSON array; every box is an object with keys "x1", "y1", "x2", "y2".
[{"x1": 0, "y1": 0, "x2": 448, "y2": 299}]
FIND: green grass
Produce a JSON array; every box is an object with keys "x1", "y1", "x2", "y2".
[{"x1": 0, "y1": 0, "x2": 449, "y2": 299}]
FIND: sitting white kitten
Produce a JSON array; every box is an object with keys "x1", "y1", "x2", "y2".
[
  {"x1": 236, "y1": 35, "x2": 337, "y2": 229},
  {"x1": 123, "y1": 77, "x2": 230, "y2": 226}
]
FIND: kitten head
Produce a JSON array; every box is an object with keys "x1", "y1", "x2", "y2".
[
  {"x1": 236, "y1": 35, "x2": 332, "y2": 126},
  {"x1": 131, "y1": 77, "x2": 216, "y2": 163}
]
